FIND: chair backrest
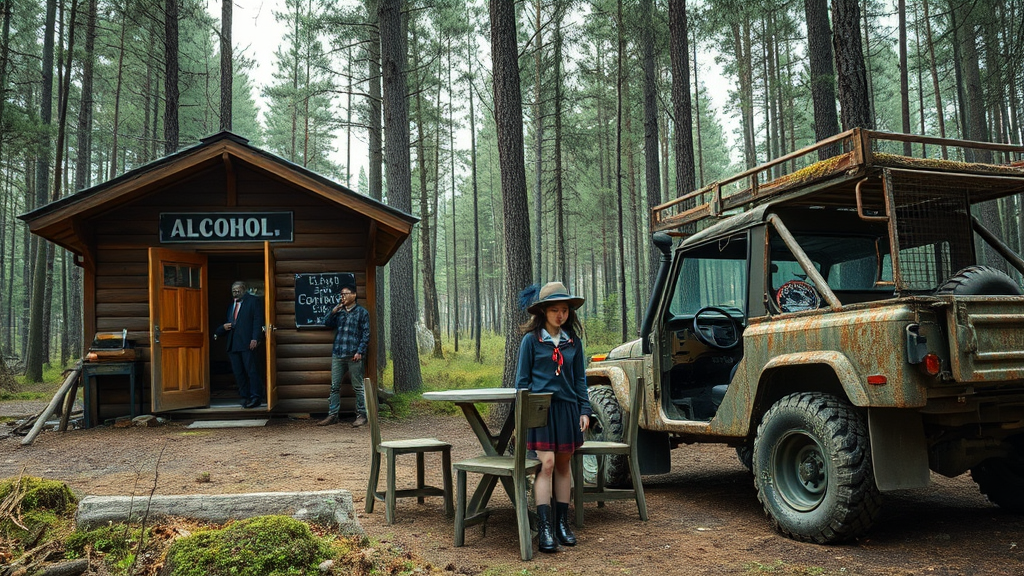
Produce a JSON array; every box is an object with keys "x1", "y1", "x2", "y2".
[
  {"x1": 622, "y1": 377, "x2": 644, "y2": 447},
  {"x1": 363, "y1": 378, "x2": 382, "y2": 452},
  {"x1": 513, "y1": 389, "x2": 552, "y2": 475}
]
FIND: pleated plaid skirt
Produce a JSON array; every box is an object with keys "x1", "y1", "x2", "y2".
[{"x1": 527, "y1": 400, "x2": 584, "y2": 453}]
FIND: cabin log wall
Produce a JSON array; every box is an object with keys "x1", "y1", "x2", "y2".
[{"x1": 88, "y1": 163, "x2": 371, "y2": 416}]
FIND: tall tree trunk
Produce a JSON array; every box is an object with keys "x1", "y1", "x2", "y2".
[
  {"x1": 110, "y1": 7, "x2": 126, "y2": 179},
  {"x1": 899, "y1": 0, "x2": 912, "y2": 153},
  {"x1": 366, "y1": 0, "x2": 386, "y2": 372},
  {"x1": 74, "y1": 0, "x2": 97, "y2": 192},
  {"x1": 26, "y1": 0, "x2": 58, "y2": 382},
  {"x1": 692, "y1": 26, "x2": 703, "y2": 187},
  {"x1": 862, "y1": 0, "x2": 876, "y2": 125},
  {"x1": 805, "y1": 0, "x2": 840, "y2": 151},
  {"x1": 448, "y1": 36, "x2": 460, "y2": 351},
  {"x1": 380, "y1": 0, "x2": 422, "y2": 392},
  {"x1": 642, "y1": 0, "x2": 661, "y2": 286},
  {"x1": 616, "y1": 0, "x2": 628, "y2": 341},
  {"x1": 833, "y1": 0, "x2": 873, "y2": 130},
  {"x1": 553, "y1": 15, "x2": 566, "y2": 280},
  {"x1": 412, "y1": 24, "x2": 442, "y2": 358},
  {"x1": 219, "y1": 0, "x2": 232, "y2": 131},
  {"x1": 922, "y1": 0, "x2": 948, "y2": 158},
  {"x1": 532, "y1": 0, "x2": 543, "y2": 282},
  {"x1": 467, "y1": 17, "x2": 482, "y2": 362},
  {"x1": 164, "y1": 0, "x2": 179, "y2": 154},
  {"x1": 489, "y1": 0, "x2": 533, "y2": 388}
]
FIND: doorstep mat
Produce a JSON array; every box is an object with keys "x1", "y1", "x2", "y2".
[{"x1": 186, "y1": 419, "x2": 269, "y2": 429}]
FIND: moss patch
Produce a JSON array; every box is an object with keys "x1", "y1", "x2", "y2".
[
  {"x1": 163, "y1": 515, "x2": 335, "y2": 576},
  {"x1": 0, "y1": 476, "x2": 77, "y2": 555}
]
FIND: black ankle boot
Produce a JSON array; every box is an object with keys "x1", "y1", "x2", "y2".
[
  {"x1": 554, "y1": 501, "x2": 576, "y2": 546},
  {"x1": 536, "y1": 504, "x2": 557, "y2": 553}
]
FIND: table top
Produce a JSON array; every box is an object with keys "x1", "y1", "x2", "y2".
[{"x1": 421, "y1": 387, "x2": 517, "y2": 403}]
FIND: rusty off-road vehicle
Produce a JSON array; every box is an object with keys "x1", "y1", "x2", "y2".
[{"x1": 584, "y1": 129, "x2": 1024, "y2": 543}]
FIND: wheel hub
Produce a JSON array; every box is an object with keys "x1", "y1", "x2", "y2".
[{"x1": 773, "y1": 431, "x2": 828, "y2": 511}]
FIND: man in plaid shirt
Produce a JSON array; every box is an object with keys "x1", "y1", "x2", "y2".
[{"x1": 318, "y1": 280, "x2": 371, "y2": 427}]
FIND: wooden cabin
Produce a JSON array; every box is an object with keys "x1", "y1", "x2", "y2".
[{"x1": 20, "y1": 132, "x2": 416, "y2": 422}]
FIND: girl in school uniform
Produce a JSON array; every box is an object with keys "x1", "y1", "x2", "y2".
[{"x1": 515, "y1": 281, "x2": 592, "y2": 553}]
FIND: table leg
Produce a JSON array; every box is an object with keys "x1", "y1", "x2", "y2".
[{"x1": 459, "y1": 404, "x2": 519, "y2": 516}]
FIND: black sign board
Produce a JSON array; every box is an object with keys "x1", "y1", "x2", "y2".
[
  {"x1": 294, "y1": 272, "x2": 356, "y2": 328},
  {"x1": 159, "y1": 212, "x2": 293, "y2": 243}
]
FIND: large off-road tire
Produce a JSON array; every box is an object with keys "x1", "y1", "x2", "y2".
[
  {"x1": 935, "y1": 265, "x2": 1023, "y2": 296},
  {"x1": 971, "y1": 448, "x2": 1024, "y2": 512},
  {"x1": 583, "y1": 385, "x2": 631, "y2": 488},
  {"x1": 736, "y1": 444, "x2": 754, "y2": 473},
  {"x1": 753, "y1": 392, "x2": 882, "y2": 543}
]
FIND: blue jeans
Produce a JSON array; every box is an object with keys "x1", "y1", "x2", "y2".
[{"x1": 329, "y1": 356, "x2": 365, "y2": 416}]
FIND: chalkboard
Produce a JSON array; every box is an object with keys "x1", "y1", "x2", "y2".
[{"x1": 294, "y1": 272, "x2": 356, "y2": 328}]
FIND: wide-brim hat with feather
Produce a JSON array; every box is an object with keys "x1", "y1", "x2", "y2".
[{"x1": 521, "y1": 281, "x2": 585, "y2": 315}]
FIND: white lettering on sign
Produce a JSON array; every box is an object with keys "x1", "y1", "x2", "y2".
[{"x1": 160, "y1": 213, "x2": 293, "y2": 243}]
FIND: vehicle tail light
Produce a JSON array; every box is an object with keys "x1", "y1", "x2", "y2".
[
  {"x1": 922, "y1": 353, "x2": 941, "y2": 376},
  {"x1": 867, "y1": 375, "x2": 887, "y2": 386},
  {"x1": 591, "y1": 353, "x2": 608, "y2": 362}
]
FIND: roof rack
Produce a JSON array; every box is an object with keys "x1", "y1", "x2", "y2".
[{"x1": 652, "y1": 128, "x2": 1024, "y2": 234}]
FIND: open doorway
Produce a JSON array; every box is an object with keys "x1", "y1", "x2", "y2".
[{"x1": 206, "y1": 252, "x2": 265, "y2": 408}]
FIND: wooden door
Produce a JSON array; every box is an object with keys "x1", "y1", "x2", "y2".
[
  {"x1": 264, "y1": 242, "x2": 278, "y2": 409},
  {"x1": 149, "y1": 248, "x2": 210, "y2": 412}
]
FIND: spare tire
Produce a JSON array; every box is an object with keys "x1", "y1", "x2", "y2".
[{"x1": 935, "y1": 265, "x2": 1023, "y2": 296}]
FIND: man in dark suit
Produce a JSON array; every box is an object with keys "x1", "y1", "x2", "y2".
[{"x1": 214, "y1": 281, "x2": 265, "y2": 408}]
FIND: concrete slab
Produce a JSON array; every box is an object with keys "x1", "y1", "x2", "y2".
[
  {"x1": 75, "y1": 490, "x2": 362, "y2": 534},
  {"x1": 186, "y1": 419, "x2": 268, "y2": 429}
]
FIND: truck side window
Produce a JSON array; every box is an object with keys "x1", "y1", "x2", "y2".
[{"x1": 669, "y1": 234, "x2": 748, "y2": 318}]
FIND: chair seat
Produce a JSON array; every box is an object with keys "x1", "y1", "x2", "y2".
[
  {"x1": 379, "y1": 438, "x2": 451, "y2": 451},
  {"x1": 454, "y1": 455, "x2": 542, "y2": 476},
  {"x1": 575, "y1": 440, "x2": 629, "y2": 453}
]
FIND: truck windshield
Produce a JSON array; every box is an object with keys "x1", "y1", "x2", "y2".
[
  {"x1": 669, "y1": 234, "x2": 748, "y2": 317},
  {"x1": 770, "y1": 234, "x2": 893, "y2": 292}
]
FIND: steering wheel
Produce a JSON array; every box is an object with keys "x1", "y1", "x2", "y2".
[{"x1": 692, "y1": 306, "x2": 743, "y2": 350}]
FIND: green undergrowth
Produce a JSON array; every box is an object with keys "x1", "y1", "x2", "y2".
[
  {"x1": 385, "y1": 328, "x2": 624, "y2": 421},
  {"x1": 162, "y1": 516, "x2": 335, "y2": 576},
  {"x1": 0, "y1": 476, "x2": 78, "y2": 560}
]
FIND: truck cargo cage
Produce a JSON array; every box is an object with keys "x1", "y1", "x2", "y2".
[{"x1": 652, "y1": 128, "x2": 1024, "y2": 235}]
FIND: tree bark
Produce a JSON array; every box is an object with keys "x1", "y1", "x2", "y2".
[
  {"x1": 644, "y1": 0, "x2": 661, "y2": 284},
  {"x1": 467, "y1": 17, "x2": 482, "y2": 362},
  {"x1": 219, "y1": 0, "x2": 232, "y2": 131},
  {"x1": 922, "y1": 0, "x2": 948, "y2": 158},
  {"x1": 74, "y1": 0, "x2": 97, "y2": 192},
  {"x1": 832, "y1": 0, "x2": 873, "y2": 130},
  {"x1": 553, "y1": 14, "x2": 566, "y2": 280},
  {"x1": 532, "y1": 0, "x2": 543, "y2": 282},
  {"x1": 25, "y1": 0, "x2": 58, "y2": 382},
  {"x1": 616, "y1": 0, "x2": 628, "y2": 341},
  {"x1": 412, "y1": 23, "x2": 442, "y2": 358},
  {"x1": 164, "y1": 0, "x2": 179, "y2": 154},
  {"x1": 804, "y1": 0, "x2": 840, "y2": 150},
  {"x1": 489, "y1": 0, "x2": 532, "y2": 388},
  {"x1": 365, "y1": 0, "x2": 386, "y2": 372},
  {"x1": 899, "y1": 0, "x2": 912, "y2": 153},
  {"x1": 379, "y1": 0, "x2": 422, "y2": 392}
]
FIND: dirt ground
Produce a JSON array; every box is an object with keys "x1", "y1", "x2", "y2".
[{"x1": 1, "y1": 407, "x2": 1022, "y2": 576}]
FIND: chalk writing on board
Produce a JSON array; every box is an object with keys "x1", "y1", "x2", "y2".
[{"x1": 294, "y1": 272, "x2": 356, "y2": 327}]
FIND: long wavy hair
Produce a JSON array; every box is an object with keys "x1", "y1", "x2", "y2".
[{"x1": 521, "y1": 301, "x2": 584, "y2": 342}]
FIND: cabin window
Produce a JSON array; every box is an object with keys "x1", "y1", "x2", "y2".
[{"x1": 164, "y1": 264, "x2": 202, "y2": 289}]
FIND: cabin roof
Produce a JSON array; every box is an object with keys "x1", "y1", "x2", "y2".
[{"x1": 19, "y1": 131, "x2": 418, "y2": 264}]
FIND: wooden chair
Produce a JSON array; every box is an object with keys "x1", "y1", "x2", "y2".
[
  {"x1": 453, "y1": 389, "x2": 552, "y2": 561},
  {"x1": 364, "y1": 378, "x2": 453, "y2": 524},
  {"x1": 572, "y1": 377, "x2": 648, "y2": 528}
]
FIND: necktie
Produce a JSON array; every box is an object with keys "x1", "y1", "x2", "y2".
[{"x1": 233, "y1": 300, "x2": 240, "y2": 321}]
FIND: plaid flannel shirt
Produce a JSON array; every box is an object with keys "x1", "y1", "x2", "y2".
[{"x1": 323, "y1": 303, "x2": 370, "y2": 358}]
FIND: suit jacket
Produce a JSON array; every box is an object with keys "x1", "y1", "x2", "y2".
[{"x1": 214, "y1": 293, "x2": 264, "y2": 352}]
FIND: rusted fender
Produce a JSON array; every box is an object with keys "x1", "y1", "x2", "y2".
[
  {"x1": 586, "y1": 365, "x2": 632, "y2": 420},
  {"x1": 760, "y1": 351, "x2": 870, "y2": 406}
]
